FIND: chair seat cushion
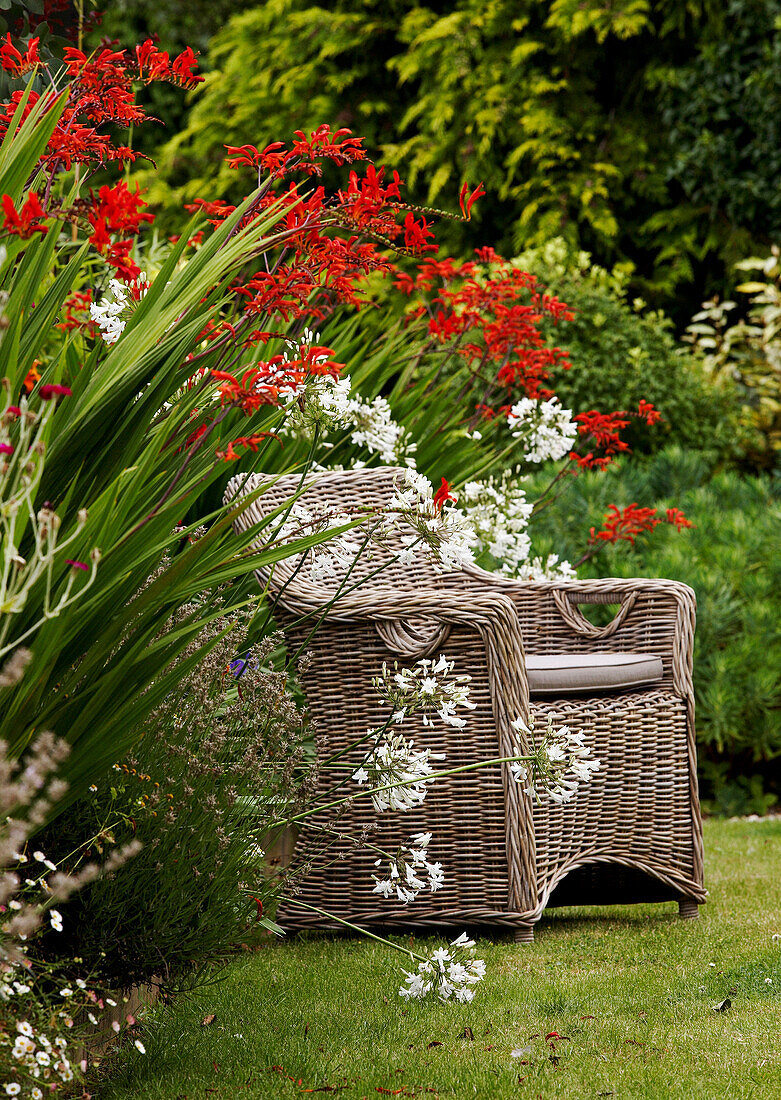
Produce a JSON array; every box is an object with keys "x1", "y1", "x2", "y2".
[{"x1": 525, "y1": 652, "x2": 664, "y2": 695}]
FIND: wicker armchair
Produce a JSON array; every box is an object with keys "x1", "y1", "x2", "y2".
[{"x1": 226, "y1": 467, "x2": 705, "y2": 942}]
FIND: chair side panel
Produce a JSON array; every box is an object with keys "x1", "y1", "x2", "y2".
[
  {"x1": 529, "y1": 690, "x2": 704, "y2": 914},
  {"x1": 277, "y1": 618, "x2": 519, "y2": 928}
]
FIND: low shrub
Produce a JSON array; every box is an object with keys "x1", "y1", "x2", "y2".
[
  {"x1": 512, "y1": 239, "x2": 739, "y2": 457},
  {"x1": 684, "y1": 246, "x2": 781, "y2": 470}
]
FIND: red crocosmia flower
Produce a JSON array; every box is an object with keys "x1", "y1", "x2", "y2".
[
  {"x1": 231, "y1": 432, "x2": 276, "y2": 453},
  {"x1": 23, "y1": 364, "x2": 41, "y2": 393},
  {"x1": 403, "y1": 212, "x2": 437, "y2": 254},
  {"x1": 0, "y1": 442, "x2": 13, "y2": 455},
  {"x1": 170, "y1": 47, "x2": 203, "y2": 87},
  {"x1": 184, "y1": 421, "x2": 210, "y2": 449},
  {"x1": 217, "y1": 433, "x2": 275, "y2": 461},
  {"x1": 39, "y1": 384, "x2": 73, "y2": 400},
  {"x1": 90, "y1": 180, "x2": 154, "y2": 236},
  {"x1": 65, "y1": 560, "x2": 89, "y2": 570},
  {"x1": 58, "y1": 290, "x2": 97, "y2": 336},
  {"x1": 291, "y1": 124, "x2": 365, "y2": 167},
  {"x1": 184, "y1": 198, "x2": 236, "y2": 226},
  {"x1": 296, "y1": 344, "x2": 344, "y2": 379},
  {"x1": 459, "y1": 181, "x2": 486, "y2": 221},
  {"x1": 588, "y1": 503, "x2": 660, "y2": 547},
  {"x1": 226, "y1": 125, "x2": 365, "y2": 179},
  {"x1": 224, "y1": 144, "x2": 264, "y2": 169},
  {"x1": 665, "y1": 507, "x2": 693, "y2": 530},
  {"x1": 0, "y1": 34, "x2": 40, "y2": 75},
  {"x1": 570, "y1": 451, "x2": 613, "y2": 471},
  {"x1": 574, "y1": 410, "x2": 631, "y2": 453},
  {"x1": 2, "y1": 193, "x2": 48, "y2": 239},
  {"x1": 210, "y1": 367, "x2": 282, "y2": 413},
  {"x1": 393, "y1": 271, "x2": 415, "y2": 295},
  {"x1": 433, "y1": 477, "x2": 458, "y2": 512},
  {"x1": 637, "y1": 399, "x2": 663, "y2": 425},
  {"x1": 134, "y1": 39, "x2": 203, "y2": 89},
  {"x1": 474, "y1": 245, "x2": 500, "y2": 264},
  {"x1": 103, "y1": 239, "x2": 140, "y2": 282},
  {"x1": 219, "y1": 441, "x2": 241, "y2": 461}
]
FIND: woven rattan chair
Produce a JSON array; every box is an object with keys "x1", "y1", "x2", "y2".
[{"x1": 226, "y1": 466, "x2": 705, "y2": 942}]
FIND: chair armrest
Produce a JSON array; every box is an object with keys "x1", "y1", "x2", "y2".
[
  {"x1": 281, "y1": 580, "x2": 531, "y2": 732},
  {"x1": 465, "y1": 569, "x2": 696, "y2": 698}
]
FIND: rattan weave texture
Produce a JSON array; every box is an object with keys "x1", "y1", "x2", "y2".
[{"x1": 225, "y1": 467, "x2": 705, "y2": 939}]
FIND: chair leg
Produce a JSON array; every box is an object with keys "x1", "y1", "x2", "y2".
[
  {"x1": 514, "y1": 924, "x2": 535, "y2": 943},
  {"x1": 678, "y1": 898, "x2": 699, "y2": 920}
]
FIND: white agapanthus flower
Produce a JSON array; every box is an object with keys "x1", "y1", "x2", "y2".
[
  {"x1": 507, "y1": 396, "x2": 578, "y2": 464},
  {"x1": 90, "y1": 275, "x2": 149, "y2": 346},
  {"x1": 352, "y1": 730, "x2": 445, "y2": 812},
  {"x1": 511, "y1": 713, "x2": 600, "y2": 804},
  {"x1": 310, "y1": 374, "x2": 354, "y2": 426},
  {"x1": 512, "y1": 553, "x2": 577, "y2": 583},
  {"x1": 281, "y1": 329, "x2": 416, "y2": 464},
  {"x1": 461, "y1": 474, "x2": 534, "y2": 574},
  {"x1": 373, "y1": 654, "x2": 475, "y2": 729},
  {"x1": 372, "y1": 832, "x2": 445, "y2": 903},
  {"x1": 348, "y1": 392, "x2": 417, "y2": 466},
  {"x1": 399, "y1": 932, "x2": 486, "y2": 1002},
  {"x1": 387, "y1": 468, "x2": 477, "y2": 572},
  {"x1": 273, "y1": 501, "x2": 364, "y2": 583},
  {"x1": 291, "y1": 372, "x2": 417, "y2": 466}
]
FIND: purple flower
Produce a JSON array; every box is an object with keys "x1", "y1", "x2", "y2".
[
  {"x1": 229, "y1": 658, "x2": 247, "y2": 678},
  {"x1": 65, "y1": 559, "x2": 89, "y2": 571},
  {"x1": 0, "y1": 443, "x2": 12, "y2": 455}
]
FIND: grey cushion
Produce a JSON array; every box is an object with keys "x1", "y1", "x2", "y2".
[{"x1": 526, "y1": 652, "x2": 664, "y2": 695}]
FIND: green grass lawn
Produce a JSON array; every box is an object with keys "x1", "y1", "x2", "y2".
[{"x1": 99, "y1": 819, "x2": 781, "y2": 1099}]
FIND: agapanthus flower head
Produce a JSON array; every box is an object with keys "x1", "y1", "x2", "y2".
[
  {"x1": 399, "y1": 932, "x2": 486, "y2": 1002},
  {"x1": 89, "y1": 275, "x2": 149, "y2": 345},
  {"x1": 507, "y1": 396, "x2": 578, "y2": 464},
  {"x1": 511, "y1": 553, "x2": 577, "y2": 583},
  {"x1": 511, "y1": 713, "x2": 600, "y2": 804},
  {"x1": 387, "y1": 469, "x2": 476, "y2": 572},
  {"x1": 373, "y1": 654, "x2": 474, "y2": 729},
  {"x1": 352, "y1": 729, "x2": 445, "y2": 813},
  {"x1": 372, "y1": 832, "x2": 444, "y2": 903},
  {"x1": 460, "y1": 473, "x2": 534, "y2": 575}
]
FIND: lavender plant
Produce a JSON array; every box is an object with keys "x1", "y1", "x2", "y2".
[
  {"x1": 0, "y1": 655, "x2": 143, "y2": 1097},
  {"x1": 38, "y1": 611, "x2": 309, "y2": 991}
]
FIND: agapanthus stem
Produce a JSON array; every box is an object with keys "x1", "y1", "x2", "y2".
[
  {"x1": 272, "y1": 753, "x2": 537, "y2": 829},
  {"x1": 281, "y1": 898, "x2": 425, "y2": 962}
]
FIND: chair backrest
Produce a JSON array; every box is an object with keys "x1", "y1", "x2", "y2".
[{"x1": 223, "y1": 466, "x2": 453, "y2": 604}]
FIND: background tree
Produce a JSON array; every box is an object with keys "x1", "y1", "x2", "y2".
[{"x1": 103, "y1": 0, "x2": 781, "y2": 323}]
